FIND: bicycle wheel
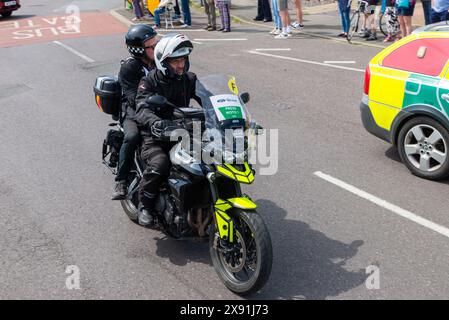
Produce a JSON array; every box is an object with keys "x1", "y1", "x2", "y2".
[
  {"x1": 379, "y1": 13, "x2": 387, "y2": 36},
  {"x1": 347, "y1": 11, "x2": 360, "y2": 42}
]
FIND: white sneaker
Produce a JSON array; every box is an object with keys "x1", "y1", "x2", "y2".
[
  {"x1": 274, "y1": 28, "x2": 282, "y2": 35},
  {"x1": 269, "y1": 28, "x2": 278, "y2": 34},
  {"x1": 291, "y1": 21, "x2": 304, "y2": 30},
  {"x1": 275, "y1": 32, "x2": 289, "y2": 39},
  {"x1": 181, "y1": 24, "x2": 191, "y2": 28}
]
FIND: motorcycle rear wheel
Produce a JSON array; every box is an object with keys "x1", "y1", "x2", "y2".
[{"x1": 209, "y1": 209, "x2": 272, "y2": 296}]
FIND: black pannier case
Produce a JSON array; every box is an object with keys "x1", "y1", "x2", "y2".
[{"x1": 94, "y1": 76, "x2": 121, "y2": 118}]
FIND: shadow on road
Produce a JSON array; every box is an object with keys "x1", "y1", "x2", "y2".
[
  {"x1": 385, "y1": 146, "x2": 402, "y2": 163},
  {"x1": 252, "y1": 199, "x2": 367, "y2": 300},
  {"x1": 151, "y1": 199, "x2": 367, "y2": 299}
]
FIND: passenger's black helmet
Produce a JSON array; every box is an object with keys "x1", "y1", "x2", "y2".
[{"x1": 125, "y1": 24, "x2": 157, "y2": 58}]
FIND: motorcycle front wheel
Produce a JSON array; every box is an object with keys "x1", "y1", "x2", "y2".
[{"x1": 210, "y1": 209, "x2": 273, "y2": 296}]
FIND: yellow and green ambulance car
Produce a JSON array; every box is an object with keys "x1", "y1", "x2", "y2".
[{"x1": 361, "y1": 24, "x2": 449, "y2": 180}]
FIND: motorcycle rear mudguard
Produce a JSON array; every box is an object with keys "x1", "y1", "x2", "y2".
[{"x1": 214, "y1": 197, "x2": 257, "y2": 243}]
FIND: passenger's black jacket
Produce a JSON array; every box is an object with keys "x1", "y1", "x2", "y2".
[
  {"x1": 134, "y1": 69, "x2": 200, "y2": 139},
  {"x1": 118, "y1": 57, "x2": 152, "y2": 119}
]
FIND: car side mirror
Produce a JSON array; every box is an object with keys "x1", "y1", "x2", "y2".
[{"x1": 240, "y1": 92, "x2": 250, "y2": 104}]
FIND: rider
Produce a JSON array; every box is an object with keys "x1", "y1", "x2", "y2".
[
  {"x1": 134, "y1": 33, "x2": 200, "y2": 226},
  {"x1": 111, "y1": 25, "x2": 158, "y2": 200}
]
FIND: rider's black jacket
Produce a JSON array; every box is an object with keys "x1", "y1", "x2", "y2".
[
  {"x1": 134, "y1": 69, "x2": 200, "y2": 139},
  {"x1": 118, "y1": 57, "x2": 152, "y2": 120}
]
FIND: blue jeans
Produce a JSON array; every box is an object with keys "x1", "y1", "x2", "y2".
[
  {"x1": 421, "y1": 1, "x2": 432, "y2": 25},
  {"x1": 153, "y1": 7, "x2": 165, "y2": 26},
  {"x1": 338, "y1": 0, "x2": 350, "y2": 33},
  {"x1": 180, "y1": 0, "x2": 191, "y2": 25},
  {"x1": 271, "y1": 0, "x2": 282, "y2": 28},
  {"x1": 431, "y1": 8, "x2": 449, "y2": 23}
]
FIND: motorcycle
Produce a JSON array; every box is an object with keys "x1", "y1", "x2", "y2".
[{"x1": 94, "y1": 74, "x2": 272, "y2": 295}]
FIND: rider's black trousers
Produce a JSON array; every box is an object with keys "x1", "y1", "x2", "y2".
[
  {"x1": 116, "y1": 119, "x2": 140, "y2": 182},
  {"x1": 139, "y1": 140, "x2": 172, "y2": 209}
]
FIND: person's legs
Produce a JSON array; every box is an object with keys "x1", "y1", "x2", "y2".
[
  {"x1": 255, "y1": 0, "x2": 263, "y2": 20},
  {"x1": 138, "y1": 141, "x2": 171, "y2": 225},
  {"x1": 294, "y1": 0, "x2": 303, "y2": 24},
  {"x1": 174, "y1": 0, "x2": 181, "y2": 17},
  {"x1": 397, "y1": 15, "x2": 406, "y2": 39},
  {"x1": 153, "y1": 7, "x2": 165, "y2": 26},
  {"x1": 206, "y1": 0, "x2": 216, "y2": 28},
  {"x1": 113, "y1": 119, "x2": 140, "y2": 200},
  {"x1": 223, "y1": 2, "x2": 231, "y2": 31},
  {"x1": 217, "y1": 1, "x2": 225, "y2": 30},
  {"x1": 343, "y1": 2, "x2": 350, "y2": 33},
  {"x1": 271, "y1": 0, "x2": 282, "y2": 29},
  {"x1": 180, "y1": 0, "x2": 191, "y2": 25},
  {"x1": 404, "y1": 15, "x2": 412, "y2": 36},
  {"x1": 421, "y1": 1, "x2": 431, "y2": 25},
  {"x1": 337, "y1": 0, "x2": 347, "y2": 34},
  {"x1": 132, "y1": 0, "x2": 143, "y2": 18},
  {"x1": 262, "y1": 0, "x2": 273, "y2": 21}
]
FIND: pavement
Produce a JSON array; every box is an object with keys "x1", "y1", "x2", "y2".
[{"x1": 111, "y1": 0, "x2": 427, "y2": 49}]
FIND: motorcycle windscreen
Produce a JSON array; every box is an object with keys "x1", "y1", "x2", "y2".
[{"x1": 195, "y1": 74, "x2": 252, "y2": 164}]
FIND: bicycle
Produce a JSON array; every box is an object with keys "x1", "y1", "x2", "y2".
[
  {"x1": 378, "y1": 0, "x2": 400, "y2": 38},
  {"x1": 347, "y1": 0, "x2": 369, "y2": 42}
]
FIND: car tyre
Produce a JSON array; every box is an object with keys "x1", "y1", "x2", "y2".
[{"x1": 398, "y1": 116, "x2": 449, "y2": 180}]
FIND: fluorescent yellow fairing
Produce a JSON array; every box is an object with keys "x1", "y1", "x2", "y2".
[{"x1": 216, "y1": 162, "x2": 255, "y2": 184}]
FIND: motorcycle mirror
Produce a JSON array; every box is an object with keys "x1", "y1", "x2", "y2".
[
  {"x1": 147, "y1": 95, "x2": 168, "y2": 106},
  {"x1": 240, "y1": 92, "x2": 250, "y2": 104}
]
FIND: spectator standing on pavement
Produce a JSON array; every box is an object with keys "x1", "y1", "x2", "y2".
[
  {"x1": 132, "y1": 0, "x2": 144, "y2": 21},
  {"x1": 254, "y1": 0, "x2": 273, "y2": 22},
  {"x1": 421, "y1": 0, "x2": 432, "y2": 24},
  {"x1": 395, "y1": 0, "x2": 415, "y2": 37},
  {"x1": 275, "y1": 0, "x2": 293, "y2": 39},
  {"x1": 180, "y1": 0, "x2": 192, "y2": 27},
  {"x1": 270, "y1": 0, "x2": 283, "y2": 34},
  {"x1": 337, "y1": 0, "x2": 350, "y2": 37},
  {"x1": 204, "y1": 0, "x2": 217, "y2": 31},
  {"x1": 430, "y1": 0, "x2": 449, "y2": 23},
  {"x1": 291, "y1": 0, "x2": 304, "y2": 30},
  {"x1": 362, "y1": 0, "x2": 380, "y2": 41},
  {"x1": 217, "y1": 0, "x2": 232, "y2": 32},
  {"x1": 383, "y1": 0, "x2": 400, "y2": 42}
]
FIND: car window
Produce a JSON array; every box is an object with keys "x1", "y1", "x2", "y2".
[{"x1": 382, "y1": 38, "x2": 449, "y2": 77}]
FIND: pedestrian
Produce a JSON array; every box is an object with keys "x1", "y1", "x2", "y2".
[
  {"x1": 291, "y1": 0, "x2": 304, "y2": 30},
  {"x1": 337, "y1": 0, "x2": 350, "y2": 37},
  {"x1": 270, "y1": 0, "x2": 282, "y2": 34},
  {"x1": 180, "y1": 0, "x2": 192, "y2": 27},
  {"x1": 204, "y1": 0, "x2": 217, "y2": 31},
  {"x1": 275, "y1": 0, "x2": 292, "y2": 39},
  {"x1": 153, "y1": 0, "x2": 174, "y2": 28},
  {"x1": 173, "y1": 0, "x2": 181, "y2": 20},
  {"x1": 383, "y1": 1, "x2": 400, "y2": 42},
  {"x1": 430, "y1": 0, "x2": 449, "y2": 23},
  {"x1": 217, "y1": 0, "x2": 231, "y2": 32},
  {"x1": 254, "y1": 0, "x2": 273, "y2": 22},
  {"x1": 395, "y1": 0, "x2": 415, "y2": 38},
  {"x1": 362, "y1": 0, "x2": 380, "y2": 41},
  {"x1": 131, "y1": 0, "x2": 144, "y2": 21},
  {"x1": 421, "y1": 0, "x2": 432, "y2": 24}
]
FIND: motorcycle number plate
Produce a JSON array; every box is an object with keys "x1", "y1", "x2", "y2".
[{"x1": 4, "y1": 1, "x2": 17, "y2": 6}]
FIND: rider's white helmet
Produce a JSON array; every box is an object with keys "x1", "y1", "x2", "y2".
[{"x1": 154, "y1": 33, "x2": 193, "y2": 78}]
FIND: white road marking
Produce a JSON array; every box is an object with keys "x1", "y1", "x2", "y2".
[
  {"x1": 255, "y1": 48, "x2": 292, "y2": 51},
  {"x1": 53, "y1": 40, "x2": 95, "y2": 63},
  {"x1": 248, "y1": 50, "x2": 365, "y2": 73},
  {"x1": 324, "y1": 60, "x2": 356, "y2": 64},
  {"x1": 194, "y1": 38, "x2": 248, "y2": 41},
  {"x1": 314, "y1": 171, "x2": 449, "y2": 239}
]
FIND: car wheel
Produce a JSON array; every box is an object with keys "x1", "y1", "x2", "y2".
[
  {"x1": 398, "y1": 117, "x2": 449, "y2": 180},
  {"x1": 1, "y1": 12, "x2": 12, "y2": 18}
]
